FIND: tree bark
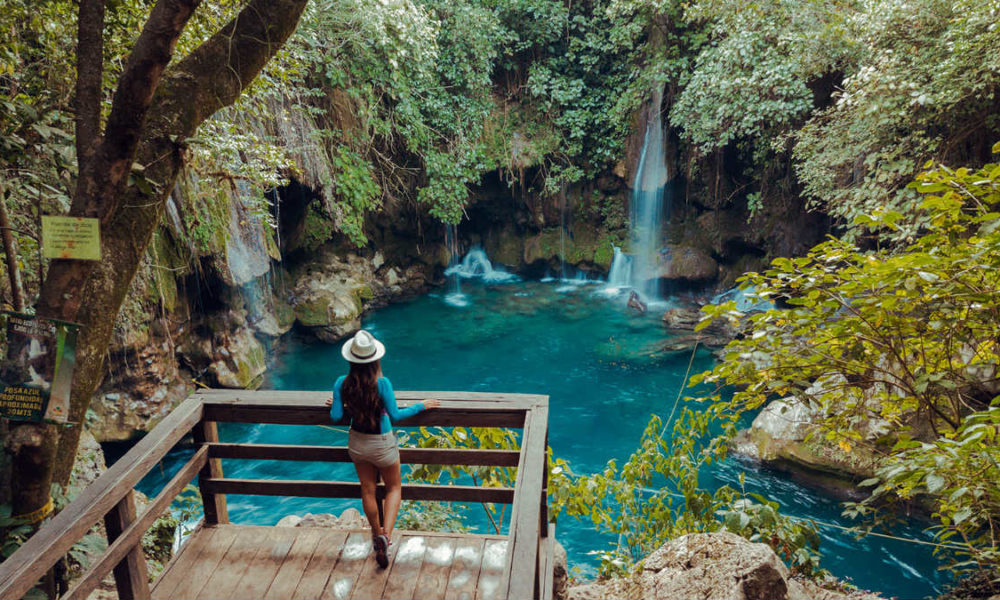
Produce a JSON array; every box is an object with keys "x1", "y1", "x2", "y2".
[
  {"x1": 0, "y1": 192, "x2": 25, "y2": 312},
  {"x1": 9, "y1": 0, "x2": 204, "y2": 522},
  {"x1": 44, "y1": 0, "x2": 309, "y2": 489},
  {"x1": 74, "y1": 0, "x2": 105, "y2": 173}
]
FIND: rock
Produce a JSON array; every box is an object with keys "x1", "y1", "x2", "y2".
[
  {"x1": 567, "y1": 532, "x2": 884, "y2": 600},
  {"x1": 276, "y1": 515, "x2": 303, "y2": 528},
  {"x1": 655, "y1": 245, "x2": 718, "y2": 282},
  {"x1": 91, "y1": 340, "x2": 191, "y2": 442},
  {"x1": 733, "y1": 392, "x2": 879, "y2": 492},
  {"x1": 290, "y1": 246, "x2": 377, "y2": 341},
  {"x1": 661, "y1": 307, "x2": 738, "y2": 348},
  {"x1": 553, "y1": 540, "x2": 569, "y2": 600},
  {"x1": 207, "y1": 325, "x2": 267, "y2": 389},
  {"x1": 69, "y1": 429, "x2": 106, "y2": 494}
]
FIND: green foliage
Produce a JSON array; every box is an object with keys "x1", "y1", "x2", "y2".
[
  {"x1": 793, "y1": 0, "x2": 1000, "y2": 234},
  {"x1": 846, "y1": 402, "x2": 1000, "y2": 573},
  {"x1": 696, "y1": 149, "x2": 1000, "y2": 436},
  {"x1": 396, "y1": 500, "x2": 472, "y2": 533},
  {"x1": 550, "y1": 408, "x2": 825, "y2": 577},
  {"x1": 408, "y1": 426, "x2": 520, "y2": 532},
  {"x1": 696, "y1": 149, "x2": 1000, "y2": 575}
]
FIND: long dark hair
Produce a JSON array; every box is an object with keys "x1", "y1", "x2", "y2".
[{"x1": 341, "y1": 360, "x2": 382, "y2": 432}]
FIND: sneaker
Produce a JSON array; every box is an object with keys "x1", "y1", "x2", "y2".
[{"x1": 373, "y1": 534, "x2": 389, "y2": 569}]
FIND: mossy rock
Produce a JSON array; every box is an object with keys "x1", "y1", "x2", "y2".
[
  {"x1": 294, "y1": 298, "x2": 332, "y2": 327},
  {"x1": 354, "y1": 284, "x2": 374, "y2": 303},
  {"x1": 593, "y1": 235, "x2": 616, "y2": 269}
]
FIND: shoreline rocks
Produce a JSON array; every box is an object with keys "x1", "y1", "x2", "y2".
[{"x1": 567, "y1": 532, "x2": 884, "y2": 600}]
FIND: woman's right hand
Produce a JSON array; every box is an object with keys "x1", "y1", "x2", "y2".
[{"x1": 423, "y1": 398, "x2": 441, "y2": 409}]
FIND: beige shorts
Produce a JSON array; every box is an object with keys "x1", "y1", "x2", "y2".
[{"x1": 347, "y1": 430, "x2": 400, "y2": 468}]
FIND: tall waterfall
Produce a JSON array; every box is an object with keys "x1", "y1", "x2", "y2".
[{"x1": 629, "y1": 88, "x2": 670, "y2": 301}]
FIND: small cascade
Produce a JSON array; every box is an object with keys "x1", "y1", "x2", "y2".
[
  {"x1": 444, "y1": 247, "x2": 519, "y2": 284},
  {"x1": 226, "y1": 185, "x2": 274, "y2": 325},
  {"x1": 606, "y1": 246, "x2": 632, "y2": 289},
  {"x1": 444, "y1": 225, "x2": 466, "y2": 306},
  {"x1": 559, "y1": 185, "x2": 568, "y2": 280},
  {"x1": 629, "y1": 87, "x2": 670, "y2": 302}
]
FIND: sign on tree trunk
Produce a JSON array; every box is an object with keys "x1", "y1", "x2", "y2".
[
  {"x1": 0, "y1": 313, "x2": 79, "y2": 423},
  {"x1": 41, "y1": 216, "x2": 101, "y2": 260}
]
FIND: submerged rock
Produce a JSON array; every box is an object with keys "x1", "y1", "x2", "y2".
[
  {"x1": 567, "y1": 532, "x2": 883, "y2": 600},
  {"x1": 661, "y1": 306, "x2": 739, "y2": 350}
]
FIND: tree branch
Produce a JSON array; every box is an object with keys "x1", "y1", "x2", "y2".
[{"x1": 74, "y1": 0, "x2": 105, "y2": 173}]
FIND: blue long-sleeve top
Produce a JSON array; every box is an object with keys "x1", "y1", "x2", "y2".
[{"x1": 329, "y1": 375, "x2": 425, "y2": 434}]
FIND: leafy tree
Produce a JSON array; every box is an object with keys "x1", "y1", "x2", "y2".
[
  {"x1": 696, "y1": 145, "x2": 1000, "y2": 575},
  {"x1": 5, "y1": 0, "x2": 311, "y2": 539}
]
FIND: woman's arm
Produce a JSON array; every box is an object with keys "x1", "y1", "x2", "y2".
[
  {"x1": 328, "y1": 375, "x2": 346, "y2": 422},
  {"x1": 380, "y1": 378, "x2": 425, "y2": 422}
]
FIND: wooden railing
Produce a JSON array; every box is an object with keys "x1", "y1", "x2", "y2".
[{"x1": 0, "y1": 389, "x2": 552, "y2": 600}]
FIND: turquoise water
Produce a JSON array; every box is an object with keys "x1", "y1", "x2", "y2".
[{"x1": 136, "y1": 278, "x2": 949, "y2": 598}]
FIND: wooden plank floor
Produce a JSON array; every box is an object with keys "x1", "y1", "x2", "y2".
[{"x1": 151, "y1": 525, "x2": 508, "y2": 600}]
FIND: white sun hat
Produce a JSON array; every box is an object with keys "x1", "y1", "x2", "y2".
[{"x1": 341, "y1": 330, "x2": 385, "y2": 364}]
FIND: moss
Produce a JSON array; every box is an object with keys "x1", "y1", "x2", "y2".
[
  {"x1": 295, "y1": 203, "x2": 336, "y2": 254},
  {"x1": 234, "y1": 341, "x2": 267, "y2": 389},
  {"x1": 354, "y1": 284, "x2": 374, "y2": 303},
  {"x1": 485, "y1": 226, "x2": 523, "y2": 267},
  {"x1": 294, "y1": 298, "x2": 330, "y2": 326},
  {"x1": 593, "y1": 236, "x2": 616, "y2": 269}
]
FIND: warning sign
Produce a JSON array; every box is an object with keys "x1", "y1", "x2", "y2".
[
  {"x1": 41, "y1": 216, "x2": 101, "y2": 260},
  {"x1": 0, "y1": 313, "x2": 79, "y2": 423}
]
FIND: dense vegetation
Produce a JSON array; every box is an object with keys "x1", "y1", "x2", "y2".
[{"x1": 2, "y1": 0, "x2": 1000, "y2": 594}]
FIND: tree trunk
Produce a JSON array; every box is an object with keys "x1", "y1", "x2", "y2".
[
  {"x1": 0, "y1": 192, "x2": 25, "y2": 312},
  {"x1": 36, "y1": 0, "x2": 308, "y2": 497}
]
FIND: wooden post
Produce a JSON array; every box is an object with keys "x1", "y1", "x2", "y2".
[
  {"x1": 193, "y1": 421, "x2": 228, "y2": 524},
  {"x1": 103, "y1": 490, "x2": 150, "y2": 600}
]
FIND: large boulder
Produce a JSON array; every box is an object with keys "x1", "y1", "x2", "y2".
[
  {"x1": 91, "y1": 330, "x2": 192, "y2": 442},
  {"x1": 568, "y1": 532, "x2": 883, "y2": 600},
  {"x1": 655, "y1": 245, "x2": 718, "y2": 282},
  {"x1": 179, "y1": 316, "x2": 267, "y2": 390},
  {"x1": 290, "y1": 248, "x2": 374, "y2": 341},
  {"x1": 731, "y1": 382, "x2": 882, "y2": 494}
]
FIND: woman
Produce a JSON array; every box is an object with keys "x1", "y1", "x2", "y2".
[{"x1": 326, "y1": 330, "x2": 439, "y2": 568}]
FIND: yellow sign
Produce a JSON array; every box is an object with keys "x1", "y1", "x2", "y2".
[{"x1": 41, "y1": 216, "x2": 101, "y2": 260}]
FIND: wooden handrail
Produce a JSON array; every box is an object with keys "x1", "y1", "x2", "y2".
[
  {"x1": 0, "y1": 390, "x2": 551, "y2": 600},
  {"x1": 208, "y1": 443, "x2": 522, "y2": 466},
  {"x1": 61, "y1": 446, "x2": 209, "y2": 600},
  {"x1": 201, "y1": 478, "x2": 516, "y2": 503},
  {"x1": 0, "y1": 397, "x2": 203, "y2": 600}
]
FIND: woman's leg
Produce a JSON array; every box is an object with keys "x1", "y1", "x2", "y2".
[
  {"x1": 377, "y1": 461, "x2": 403, "y2": 537},
  {"x1": 353, "y1": 460, "x2": 383, "y2": 536}
]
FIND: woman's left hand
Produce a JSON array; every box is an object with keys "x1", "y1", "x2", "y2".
[{"x1": 324, "y1": 396, "x2": 333, "y2": 407}]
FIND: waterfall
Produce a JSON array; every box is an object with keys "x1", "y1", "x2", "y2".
[
  {"x1": 225, "y1": 191, "x2": 270, "y2": 287},
  {"x1": 629, "y1": 88, "x2": 670, "y2": 301},
  {"x1": 559, "y1": 185, "x2": 568, "y2": 280},
  {"x1": 606, "y1": 246, "x2": 632, "y2": 289},
  {"x1": 226, "y1": 185, "x2": 274, "y2": 325},
  {"x1": 444, "y1": 247, "x2": 518, "y2": 284},
  {"x1": 444, "y1": 224, "x2": 464, "y2": 305}
]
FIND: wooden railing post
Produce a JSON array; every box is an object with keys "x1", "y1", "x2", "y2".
[
  {"x1": 193, "y1": 421, "x2": 228, "y2": 524},
  {"x1": 103, "y1": 490, "x2": 150, "y2": 600}
]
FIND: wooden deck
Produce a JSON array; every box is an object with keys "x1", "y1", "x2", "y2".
[
  {"x1": 152, "y1": 525, "x2": 509, "y2": 600},
  {"x1": 0, "y1": 390, "x2": 551, "y2": 600}
]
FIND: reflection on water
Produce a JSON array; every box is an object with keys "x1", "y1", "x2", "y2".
[{"x1": 136, "y1": 279, "x2": 948, "y2": 598}]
